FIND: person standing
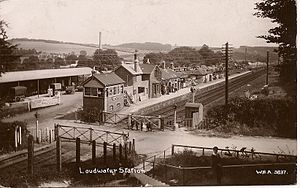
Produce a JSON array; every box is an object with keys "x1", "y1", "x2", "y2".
[{"x1": 211, "y1": 146, "x2": 223, "y2": 184}]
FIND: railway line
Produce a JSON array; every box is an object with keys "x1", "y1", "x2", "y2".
[
  {"x1": 147, "y1": 69, "x2": 266, "y2": 123},
  {"x1": 0, "y1": 69, "x2": 266, "y2": 175}
]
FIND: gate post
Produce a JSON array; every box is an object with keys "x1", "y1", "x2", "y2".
[
  {"x1": 113, "y1": 143, "x2": 116, "y2": 162},
  {"x1": 128, "y1": 114, "x2": 132, "y2": 129},
  {"x1": 76, "y1": 137, "x2": 81, "y2": 166},
  {"x1": 92, "y1": 140, "x2": 96, "y2": 164},
  {"x1": 56, "y1": 136, "x2": 62, "y2": 172},
  {"x1": 160, "y1": 116, "x2": 164, "y2": 130},
  {"x1": 124, "y1": 143, "x2": 128, "y2": 163},
  {"x1": 132, "y1": 139, "x2": 135, "y2": 152},
  {"x1": 27, "y1": 135, "x2": 34, "y2": 175},
  {"x1": 119, "y1": 144, "x2": 123, "y2": 164},
  {"x1": 103, "y1": 142, "x2": 107, "y2": 165}
]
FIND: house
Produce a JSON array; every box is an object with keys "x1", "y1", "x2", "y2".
[
  {"x1": 115, "y1": 57, "x2": 149, "y2": 103},
  {"x1": 160, "y1": 67, "x2": 181, "y2": 95},
  {"x1": 139, "y1": 63, "x2": 161, "y2": 98},
  {"x1": 82, "y1": 72, "x2": 125, "y2": 113}
]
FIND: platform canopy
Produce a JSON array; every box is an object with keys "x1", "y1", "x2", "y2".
[{"x1": 0, "y1": 67, "x2": 92, "y2": 83}]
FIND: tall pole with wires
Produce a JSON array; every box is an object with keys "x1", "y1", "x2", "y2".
[
  {"x1": 266, "y1": 51, "x2": 269, "y2": 85},
  {"x1": 225, "y1": 42, "x2": 229, "y2": 107}
]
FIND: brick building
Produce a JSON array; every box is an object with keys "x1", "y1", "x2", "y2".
[{"x1": 82, "y1": 72, "x2": 125, "y2": 113}]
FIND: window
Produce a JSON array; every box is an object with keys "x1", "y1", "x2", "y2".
[
  {"x1": 109, "y1": 105, "x2": 114, "y2": 111},
  {"x1": 84, "y1": 87, "x2": 91, "y2": 95},
  {"x1": 109, "y1": 87, "x2": 113, "y2": 96},
  {"x1": 113, "y1": 87, "x2": 117, "y2": 95},
  {"x1": 120, "y1": 85, "x2": 124, "y2": 93},
  {"x1": 138, "y1": 87, "x2": 145, "y2": 94},
  {"x1": 84, "y1": 87, "x2": 98, "y2": 97},
  {"x1": 91, "y1": 88, "x2": 97, "y2": 96}
]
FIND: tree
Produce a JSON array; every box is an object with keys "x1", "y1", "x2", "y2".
[
  {"x1": 93, "y1": 49, "x2": 121, "y2": 70},
  {"x1": 23, "y1": 55, "x2": 39, "y2": 70},
  {"x1": 0, "y1": 20, "x2": 19, "y2": 74},
  {"x1": 254, "y1": 0, "x2": 296, "y2": 82}
]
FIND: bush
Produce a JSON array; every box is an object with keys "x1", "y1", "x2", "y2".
[
  {"x1": 78, "y1": 108, "x2": 102, "y2": 123},
  {"x1": 205, "y1": 97, "x2": 296, "y2": 138}
]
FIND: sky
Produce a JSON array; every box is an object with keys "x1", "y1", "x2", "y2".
[{"x1": 0, "y1": 0, "x2": 277, "y2": 47}]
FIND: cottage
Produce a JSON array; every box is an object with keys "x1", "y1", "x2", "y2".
[
  {"x1": 82, "y1": 72, "x2": 125, "y2": 113},
  {"x1": 115, "y1": 55, "x2": 149, "y2": 103}
]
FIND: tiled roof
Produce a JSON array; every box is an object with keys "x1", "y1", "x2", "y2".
[
  {"x1": 140, "y1": 64, "x2": 155, "y2": 74},
  {"x1": 0, "y1": 67, "x2": 92, "y2": 83},
  {"x1": 160, "y1": 68, "x2": 179, "y2": 80},
  {"x1": 92, "y1": 72, "x2": 125, "y2": 86},
  {"x1": 118, "y1": 62, "x2": 143, "y2": 75}
]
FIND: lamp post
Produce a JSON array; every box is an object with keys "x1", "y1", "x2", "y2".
[
  {"x1": 34, "y1": 111, "x2": 40, "y2": 142},
  {"x1": 173, "y1": 104, "x2": 177, "y2": 130},
  {"x1": 190, "y1": 87, "x2": 195, "y2": 103}
]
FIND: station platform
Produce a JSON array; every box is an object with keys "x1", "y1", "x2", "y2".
[{"x1": 118, "y1": 71, "x2": 250, "y2": 116}]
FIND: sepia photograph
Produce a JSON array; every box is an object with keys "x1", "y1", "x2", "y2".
[{"x1": 0, "y1": 0, "x2": 297, "y2": 187}]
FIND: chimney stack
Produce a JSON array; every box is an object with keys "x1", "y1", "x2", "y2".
[
  {"x1": 134, "y1": 50, "x2": 138, "y2": 72},
  {"x1": 171, "y1": 62, "x2": 174, "y2": 70},
  {"x1": 146, "y1": 58, "x2": 150, "y2": 64}
]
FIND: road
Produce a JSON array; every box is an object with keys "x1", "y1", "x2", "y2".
[
  {"x1": 2, "y1": 92, "x2": 83, "y2": 131},
  {"x1": 55, "y1": 120, "x2": 297, "y2": 158}
]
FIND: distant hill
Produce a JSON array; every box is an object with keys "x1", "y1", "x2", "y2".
[{"x1": 115, "y1": 42, "x2": 172, "y2": 51}]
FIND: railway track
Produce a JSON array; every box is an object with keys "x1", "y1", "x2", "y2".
[{"x1": 148, "y1": 69, "x2": 266, "y2": 122}]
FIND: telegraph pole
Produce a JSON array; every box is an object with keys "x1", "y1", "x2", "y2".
[
  {"x1": 225, "y1": 42, "x2": 229, "y2": 107},
  {"x1": 266, "y1": 51, "x2": 269, "y2": 85}
]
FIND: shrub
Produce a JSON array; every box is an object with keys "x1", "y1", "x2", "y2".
[
  {"x1": 78, "y1": 108, "x2": 102, "y2": 123},
  {"x1": 205, "y1": 97, "x2": 296, "y2": 138}
]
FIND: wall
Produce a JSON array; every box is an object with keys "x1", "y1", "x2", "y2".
[
  {"x1": 115, "y1": 67, "x2": 133, "y2": 86},
  {"x1": 83, "y1": 96, "x2": 104, "y2": 112},
  {"x1": 106, "y1": 93, "x2": 124, "y2": 113}
]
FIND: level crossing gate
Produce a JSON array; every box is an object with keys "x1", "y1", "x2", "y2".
[{"x1": 54, "y1": 123, "x2": 129, "y2": 146}]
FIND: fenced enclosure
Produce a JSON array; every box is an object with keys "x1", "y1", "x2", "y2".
[{"x1": 135, "y1": 144, "x2": 297, "y2": 186}]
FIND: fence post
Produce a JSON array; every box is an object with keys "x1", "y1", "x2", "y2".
[
  {"x1": 103, "y1": 142, "x2": 107, "y2": 165},
  {"x1": 102, "y1": 112, "x2": 106, "y2": 123},
  {"x1": 124, "y1": 143, "x2": 128, "y2": 163},
  {"x1": 56, "y1": 136, "x2": 62, "y2": 172},
  {"x1": 143, "y1": 159, "x2": 145, "y2": 170},
  {"x1": 128, "y1": 141, "x2": 132, "y2": 154},
  {"x1": 49, "y1": 129, "x2": 52, "y2": 143},
  {"x1": 153, "y1": 156, "x2": 156, "y2": 175},
  {"x1": 132, "y1": 139, "x2": 135, "y2": 152},
  {"x1": 90, "y1": 128, "x2": 93, "y2": 142},
  {"x1": 164, "y1": 150, "x2": 167, "y2": 181},
  {"x1": 76, "y1": 137, "x2": 81, "y2": 166},
  {"x1": 171, "y1": 145, "x2": 174, "y2": 155},
  {"x1": 92, "y1": 140, "x2": 96, "y2": 164},
  {"x1": 119, "y1": 144, "x2": 123, "y2": 164},
  {"x1": 128, "y1": 114, "x2": 132, "y2": 129},
  {"x1": 202, "y1": 148, "x2": 205, "y2": 156},
  {"x1": 113, "y1": 143, "x2": 116, "y2": 162},
  {"x1": 38, "y1": 130, "x2": 42, "y2": 143},
  {"x1": 14, "y1": 126, "x2": 18, "y2": 151},
  {"x1": 27, "y1": 135, "x2": 34, "y2": 175},
  {"x1": 182, "y1": 167, "x2": 185, "y2": 185}
]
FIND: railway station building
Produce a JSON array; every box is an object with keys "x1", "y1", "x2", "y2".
[
  {"x1": 0, "y1": 67, "x2": 92, "y2": 97},
  {"x1": 82, "y1": 72, "x2": 125, "y2": 113}
]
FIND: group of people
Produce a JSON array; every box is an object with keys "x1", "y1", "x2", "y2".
[{"x1": 130, "y1": 119, "x2": 153, "y2": 132}]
